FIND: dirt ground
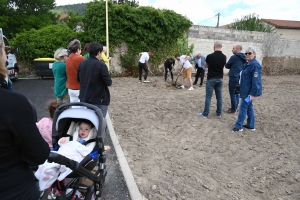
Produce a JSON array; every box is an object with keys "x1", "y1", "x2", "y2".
[{"x1": 109, "y1": 74, "x2": 300, "y2": 200}]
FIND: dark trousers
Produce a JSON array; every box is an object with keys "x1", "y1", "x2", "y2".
[
  {"x1": 228, "y1": 77, "x2": 240, "y2": 112},
  {"x1": 194, "y1": 67, "x2": 205, "y2": 85},
  {"x1": 164, "y1": 65, "x2": 173, "y2": 81},
  {"x1": 138, "y1": 62, "x2": 148, "y2": 81}
]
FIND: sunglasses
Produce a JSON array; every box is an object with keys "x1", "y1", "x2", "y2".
[{"x1": 245, "y1": 52, "x2": 252, "y2": 55}]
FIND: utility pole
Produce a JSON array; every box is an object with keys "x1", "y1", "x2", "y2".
[
  {"x1": 217, "y1": 13, "x2": 220, "y2": 28},
  {"x1": 106, "y1": 0, "x2": 110, "y2": 70}
]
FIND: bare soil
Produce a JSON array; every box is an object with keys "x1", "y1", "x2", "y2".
[{"x1": 109, "y1": 75, "x2": 300, "y2": 200}]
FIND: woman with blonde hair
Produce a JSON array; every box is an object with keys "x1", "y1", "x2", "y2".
[{"x1": 0, "y1": 29, "x2": 50, "y2": 200}]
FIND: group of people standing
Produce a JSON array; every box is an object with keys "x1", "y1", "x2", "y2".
[
  {"x1": 52, "y1": 39, "x2": 112, "y2": 118},
  {"x1": 196, "y1": 41, "x2": 262, "y2": 132},
  {"x1": 0, "y1": 36, "x2": 113, "y2": 199},
  {"x1": 138, "y1": 41, "x2": 262, "y2": 132}
]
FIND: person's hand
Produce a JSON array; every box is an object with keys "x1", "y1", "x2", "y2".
[
  {"x1": 249, "y1": 95, "x2": 255, "y2": 101},
  {"x1": 60, "y1": 138, "x2": 66, "y2": 144}
]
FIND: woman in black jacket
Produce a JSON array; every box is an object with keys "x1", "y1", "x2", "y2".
[
  {"x1": 77, "y1": 42, "x2": 112, "y2": 118},
  {"x1": 0, "y1": 30, "x2": 50, "y2": 200}
]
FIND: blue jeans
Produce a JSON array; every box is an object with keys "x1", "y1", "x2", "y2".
[
  {"x1": 235, "y1": 98, "x2": 255, "y2": 129},
  {"x1": 202, "y1": 78, "x2": 223, "y2": 117},
  {"x1": 228, "y1": 77, "x2": 239, "y2": 112}
]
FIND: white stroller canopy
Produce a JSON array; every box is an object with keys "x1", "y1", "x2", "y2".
[{"x1": 56, "y1": 108, "x2": 99, "y2": 131}]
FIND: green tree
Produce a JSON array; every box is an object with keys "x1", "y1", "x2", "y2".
[
  {"x1": 0, "y1": 0, "x2": 56, "y2": 38},
  {"x1": 176, "y1": 37, "x2": 194, "y2": 56},
  {"x1": 11, "y1": 24, "x2": 78, "y2": 65},
  {"x1": 229, "y1": 13, "x2": 275, "y2": 33},
  {"x1": 83, "y1": 1, "x2": 192, "y2": 75},
  {"x1": 113, "y1": 0, "x2": 139, "y2": 7},
  {"x1": 52, "y1": 3, "x2": 87, "y2": 16}
]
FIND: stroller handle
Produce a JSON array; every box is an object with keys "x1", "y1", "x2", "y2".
[
  {"x1": 56, "y1": 102, "x2": 100, "y2": 112},
  {"x1": 48, "y1": 152, "x2": 101, "y2": 183}
]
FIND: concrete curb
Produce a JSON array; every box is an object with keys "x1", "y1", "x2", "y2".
[{"x1": 106, "y1": 113, "x2": 143, "y2": 200}]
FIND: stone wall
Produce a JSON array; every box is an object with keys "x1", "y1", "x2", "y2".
[
  {"x1": 188, "y1": 25, "x2": 300, "y2": 75},
  {"x1": 109, "y1": 25, "x2": 300, "y2": 75}
]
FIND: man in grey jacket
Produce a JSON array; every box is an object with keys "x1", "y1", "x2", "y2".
[{"x1": 189, "y1": 53, "x2": 207, "y2": 87}]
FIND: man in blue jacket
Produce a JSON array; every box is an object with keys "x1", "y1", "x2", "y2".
[
  {"x1": 189, "y1": 53, "x2": 207, "y2": 87},
  {"x1": 225, "y1": 44, "x2": 246, "y2": 113}
]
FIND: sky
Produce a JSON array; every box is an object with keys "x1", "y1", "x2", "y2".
[{"x1": 55, "y1": 0, "x2": 300, "y2": 27}]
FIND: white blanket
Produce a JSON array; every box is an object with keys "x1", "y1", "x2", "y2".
[{"x1": 35, "y1": 122, "x2": 97, "y2": 190}]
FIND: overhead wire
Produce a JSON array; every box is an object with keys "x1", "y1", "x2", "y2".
[{"x1": 197, "y1": 14, "x2": 218, "y2": 25}]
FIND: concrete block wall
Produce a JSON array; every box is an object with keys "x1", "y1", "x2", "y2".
[
  {"x1": 188, "y1": 26, "x2": 265, "y2": 64},
  {"x1": 109, "y1": 25, "x2": 300, "y2": 74}
]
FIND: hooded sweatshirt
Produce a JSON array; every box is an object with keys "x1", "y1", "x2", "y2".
[{"x1": 225, "y1": 53, "x2": 247, "y2": 78}]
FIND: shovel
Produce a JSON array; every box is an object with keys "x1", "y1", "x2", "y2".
[
  {"x1": 172, "y1": 66, "x2": 184, "y2": 87},
  {"x1": 149, "y1": 70, "x2": 156, "y2": 77}
]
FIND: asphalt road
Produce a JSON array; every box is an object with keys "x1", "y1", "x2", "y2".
[{"x1": 13, "y1": 78, "x2": 130, "y2": 200}]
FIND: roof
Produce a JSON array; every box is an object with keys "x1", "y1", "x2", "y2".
[
  {"x1": 262, "y1": 19, "x2": 300, "y2": 29},
  {"x1": 59, "y1": 13, "x2": 68, "y2": 20}
]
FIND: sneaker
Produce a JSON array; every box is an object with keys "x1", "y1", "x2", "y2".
[
  {"x1": 179, "y1": 85, "x2": 185, "y2": 89},
  {"x1": 232, "y1": 128, "x2": 243, "y2": 132},
  {"x1": 217, "y1": 115, "x2": 222, "y2": 118},
  {"x1": 143, "y1": 79, "x2": 150, "y2": 83},
  {"x1": 139, "y1": 80, "x2": 142, "y2": 83},
  {"x1": 197, "y1": 112, "x2": 207, "y2": 118},
  {"x1": 48, "y1": 189, "x2": 58, "y2": 200},
  {"x1": 199, "y1": 84, "x2": 203, "y2": 87},
  {"x1": 242, "y1": 125, "x2": 256, "y2": 131},
  {"x1": 188, "y1": 87, "x2": 194, "y2": 91}
]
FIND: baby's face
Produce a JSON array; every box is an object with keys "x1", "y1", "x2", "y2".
[{"x1": 78, "y1": 122, "x2": 91, "y2": 138}]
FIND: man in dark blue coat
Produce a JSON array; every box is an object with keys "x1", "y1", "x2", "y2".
[{"x1": 225, "y1": 44, "x2": 246, "y2": 113}]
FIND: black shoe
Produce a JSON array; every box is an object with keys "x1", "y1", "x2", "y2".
[
  {"x1": 232, "y1": 127, "x2": 243, "y2": 132},
  {"x1": 193, "y1": 82, "x2": 196, "y2": 85},
  {"x1": 226, "y1": 108, "x2": 236, "y2": 113},
  {"x1": 199, "y1": 84, "x2": 203, "y2": 87},
  {"x1": 242, "y1": 125, "x2": 256, "y2": 131}
]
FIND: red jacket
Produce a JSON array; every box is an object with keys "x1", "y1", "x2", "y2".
[{"x1": 66, "y1": 53, "x2": 85, "y2": 89}]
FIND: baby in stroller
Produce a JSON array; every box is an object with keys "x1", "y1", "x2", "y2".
[
  {"x1": 35, "y1": 120, "x2": 97, "y2": 189},
  {"x1": 36, "y1": 102, "x2": 107, "y2": 200}
]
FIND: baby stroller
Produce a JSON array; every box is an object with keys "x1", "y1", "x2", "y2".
[{"x1": 47, "y1": 102, "x2": 108, "y2": 200}]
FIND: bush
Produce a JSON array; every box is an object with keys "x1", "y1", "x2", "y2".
[
  {"x1": 11, "y1": 24, "x2": 79, "y2": 66},
  {"x1": 83, "y1": 1, "x2": 193, "y2": 76}
]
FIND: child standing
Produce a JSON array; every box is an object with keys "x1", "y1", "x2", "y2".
[{"x1": 36, "y1": 100, "x2": 60, "y2": 150}]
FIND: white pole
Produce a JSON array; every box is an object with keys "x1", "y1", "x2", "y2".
[{"x1": 106, "y1": 0, "x2": 109, "y2": 70}]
